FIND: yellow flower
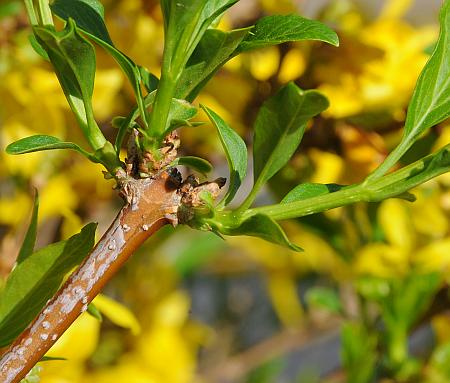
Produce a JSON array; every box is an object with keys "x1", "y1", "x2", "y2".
[
  {"x1": 247, "y1": 46, "x2": 280, "y2": 81},
  {"x1": 278, "y1": 48, "x2": 306, "y2": 84},
  {"x1": 355, "y1": 185, "x2": 450, "y2": 278},
  {"x1": 316, "y1": 0, "x2": 437, "y2": 119},
  {"x1": 93, "y1": 295, "x2": 141, "y2": 335}
]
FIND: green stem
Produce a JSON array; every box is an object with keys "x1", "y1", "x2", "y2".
[
  {"x1": 147, "y1": 3, "x2": 204, "y2": 142},
  {"x1": 364, "y1": 138, "x2": 412, "y2": 183},
  {"x1": 24, "y1": 0, "x2": 38, "y2": 26},
  {"x1": 85, "y1": 107, "x2": 107, "y2": 151},
  {"x1": 236, "y1": 176, "x2": 266, "y2": 214},
  {"x1": 37, "y1": 0, "x2": 53, "y2": 26},
  {"x1": 147, "y1": 71, "x2": 175, "y2": 140},
  {"x1": 243, "y1": 145, "x2": 450, "y2": 221}
]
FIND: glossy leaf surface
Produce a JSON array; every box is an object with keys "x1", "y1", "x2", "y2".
[
  {"x1": 253, "y1": 83, "x2": 329, "y2": 192},
  {"x1": 202, "y1": 105, "x2": 247, "y2": 206},
  {"x1": 238, "y1": 14, "x2": 339, "y2": 52}
]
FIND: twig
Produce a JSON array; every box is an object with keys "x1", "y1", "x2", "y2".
[{"x1": 0, "y1": 170, "x2": 181, "y2": 383}]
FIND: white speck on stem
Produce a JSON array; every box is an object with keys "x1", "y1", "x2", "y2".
[
  {"x1": 40, "y1": 334, "x2": 48, "y2": 341},
  {"x1": 42, "y1": 321, "x2": 50, "y2": 330},
  {"x1": 81, "y1": 304, "x2": 88, "y2": 313},
  {"x1": 142, "y1": 224, "x2": 149, "y2": 231},
  {"x1": 51, "y1": 334, "x2": 58, "y2": 341},
  {"x1": 131, "y1": 197, "x2": 139, "y2": 211},
  {"x1": 122, "y1": 224, "x2": 130, "y2": 232},
  {"x1": 82, "y1": 296, "x2": 88, "y2": 304}
]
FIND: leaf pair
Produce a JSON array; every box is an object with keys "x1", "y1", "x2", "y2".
[
  {"x1": 114, "y1": 92, "x2": 199, "y2": 152},
  {"x1": 200, "y1": 82, "x2": 330, "y2": 250},
  {"x1": 203, "y1": 83, "x2": 329, "y2": 208},
  {"x1": 0, "y1": 195, "x2": 96, "y2": 347},
  {"x1": 51, "y1": 0, "x2": 151, "y2": 130},
  {"x1": 178, "y1": 14, "x2": 339, "y2": 101}
]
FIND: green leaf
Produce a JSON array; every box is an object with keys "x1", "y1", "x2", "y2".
[
  {"x1": 201, "y1": 105, "x2": 247, "y2": 206},
  {"x1": 218, "y1": 214, "x2": 302, "y2": 251},
  {"x1": 51, "y1": 0, "x2": 150, "y2": 130},
  {"x1": 176, "y1": 14, "x2": 338, "y2": 100},
  {"x1": 177, "y1": 28, "x2": 250, "y2": 101},
  {"x1": 40, "y1": 356, "x2": 67, "y2": 362},
  {"x1": 243, "y1": 83, "x2": 328, "y2": 209},
  {"x1": 0, "y1": 223, "x2": 97, "y2": 347},
  {"x1": 28, "y1": 34, "x2": 49, "y2": 60},
  {"x1": 51, "y1": 0, "x2": 112, "y2": 44},
  {"x1": 139, "y1": 66, "x2": 159, "y2": 93},
  {"x1": 237, "y1": 14, "x2": 339, "y2": 52},
  {"x1": 305, "y1": 286, "x2": 342, "y2": 314},
  {"x1": 366, "y1": 1, "x2": 449, "y2": 181},
  {"x1": 404, "y1": 1, "x2": 449, "y2": 145},
  {"x1": 281, "y1": 183, "x2": 342, "y2": 204},
  {"x1": 166, "y1": 98, "x2": 198, "y2": 133},
  {"x1": 16, "y1": 192, "x2": 39, "y2": 264},
  {"x1": 33, "y1": 21, "x2": 105, "y2": 150},
  {"x1": 163, "y1": 0, "x2": 239, "y2": 77},
  {"x1": 6, "y1": 135, "x2": 93, "y2": 159},
  {"x1": 172, "y1": 156, "x2": 213, "y2": 174},
  {"x1": 87, "y1": 303, "x2": 102, "y2": 321}
]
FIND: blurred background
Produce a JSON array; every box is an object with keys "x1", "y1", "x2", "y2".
[{"x1": 1, "y1": 0, "x2": 449, "y2": 382}]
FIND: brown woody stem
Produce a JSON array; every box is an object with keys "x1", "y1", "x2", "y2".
[{"x1": 0, "y1": 171, "x2": 181, "y2": 383}]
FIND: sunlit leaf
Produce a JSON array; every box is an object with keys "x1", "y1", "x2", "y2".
[
  {"x1": 6, "y1": 135, "x2": 92, "y2": 159},
  {"x1": 219, "y1": 214, "x2": 302, "y2": 251},
  {"x1": 202, "y1": 105, "x2": 247, "y2": 206},
  {"x1": 0, "y1": 223, "x2": 97, "y2": 347},
  {"x1": 51, "y1": 0, "x2": 150, "y2": 129},
  {"x1": 403, "y1": 1, "x2": 449, "y2": 147},
  {"x1": 253, "y1": 83, "x2": 329, "y2": 193},
  {"x1": 367, "y1": 1, "x2": 449, "y2": 180},
  {"x1": 87, "y1": 303, "x2": 102, "y2": 321},
  {"x1": 166, "y1": 98, "x2": 197, "y2": 133},
  {"x1": 93, "y1": 294, "x2": 141, "y2": 335},
  {"x1": 162, "y1": 0, "x2": 239, "y2": 78},
  {"x1": 177, "y1": 28, "x2": 250, "y2": 101},
  {"x1": 237, "y1": 14, "x2": 339, "y2": 52}
]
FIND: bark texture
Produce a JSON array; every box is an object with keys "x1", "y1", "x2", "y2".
[{"x1": 0, "y1": 170, "x2": 181, "y2": 383}]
